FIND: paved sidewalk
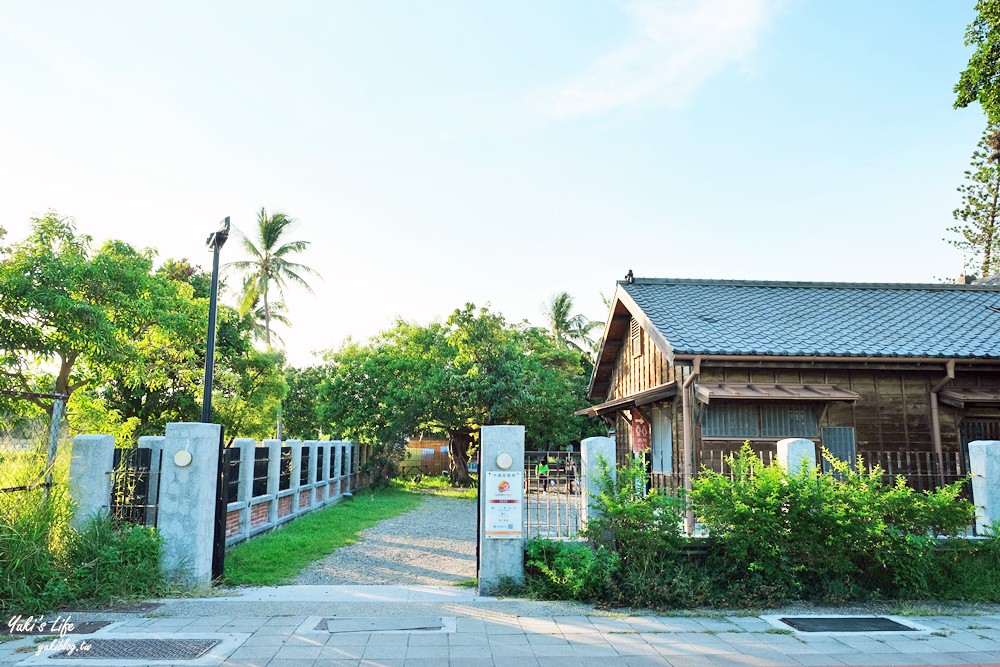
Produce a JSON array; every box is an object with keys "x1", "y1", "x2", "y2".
[{"x1": 3, "y1": 586, "x2": 1000, "y2": 666}]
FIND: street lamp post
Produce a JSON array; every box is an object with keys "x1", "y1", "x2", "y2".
[{"x1": 202, "y1": 217, "x2": 230, "y2": 423}]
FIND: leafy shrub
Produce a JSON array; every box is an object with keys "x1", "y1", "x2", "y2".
[
  {"x1": 524, "y1": 538, "x2": 617, "y2": 601},
  {"x1": 65, "y1": 515, "x2": 167, "y2": 604},
  {"x1": 690, "y1": 443, "x2": 976, "y2": 605},
  {"x1": 0, "y1": 447, "x2": 167, "y2": 613}
]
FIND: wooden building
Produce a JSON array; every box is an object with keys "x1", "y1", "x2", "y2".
[{"x1": 579, "y1": 277, "x2": 1000, "y2": 496}]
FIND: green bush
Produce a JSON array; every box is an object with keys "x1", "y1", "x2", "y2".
[
  {"x1": 65, "y1": 516, "x2": 167, "y2": 605},
  {"x1": 523, "y1": 445, "x2": 986, "y2": 610},
  {"x1": 0, "y1": 447, "x2": 167, "y2": 614},
  {"x1": 690, "y1": 443, "x2": 976, "y2": 605},
  {"x1": 524, "y1": 538, "x2": 617, "y2": 601}
]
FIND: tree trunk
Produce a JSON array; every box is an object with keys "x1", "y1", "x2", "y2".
[{"x1": 447, "y1": 428, "x2": 474, "y2": 487}]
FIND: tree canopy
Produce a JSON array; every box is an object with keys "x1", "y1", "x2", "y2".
[
  {"x1": 315, "y1": 304, "x2": 601, "y2": 485},
  {"x1": 955, "y1": 0, "x2": 1000, "y2": 123},
  {"x1": 0, "y1": 214, "x2": 287, "y2": 441}
]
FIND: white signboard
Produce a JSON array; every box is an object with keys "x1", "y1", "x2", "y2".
[{"x1": 483, "y1": 471, "x2": 523, "y2": 539}]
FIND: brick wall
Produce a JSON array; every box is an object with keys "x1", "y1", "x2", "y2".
[
  {"x1": 299, "y1": 490, "x2": 310, "y2": 509},
  {"x1": 250, "y1": 502, "x2": 269, "y2": 528},
  {"x1": 226, "y1": 509, "x2": 241, "y2": 538},
  {"x1": 278, "y1": 495, "x2": 292, "y2": 518}
]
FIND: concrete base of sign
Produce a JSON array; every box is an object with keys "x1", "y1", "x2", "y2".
[{"x1": 477, "y1": 426, "x2": 525, "y2": 596}]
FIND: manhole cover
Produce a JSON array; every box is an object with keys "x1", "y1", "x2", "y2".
[
  {"x1": 50, "y1": 638, "x2": 220, "y2": 660},
  {"x1": 1, "y1": 620, "x2": 110, "y2": 636},
  {"x1": 779, "y1": 617, "x2": 916, "y2": 633},
  {"x1": 317, "y1": 617, "x2": 446, "y2": 633}
]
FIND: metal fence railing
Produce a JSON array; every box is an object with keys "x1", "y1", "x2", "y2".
[
  {"x1": 523, "y1": 450, "x2": 584, "y2": 540},
  {"x1": 0, "y1": 390, "x2": 68, "y2": 500},
  {"x1": 110, "y1": 447, "x2": 162, "y2": 527}
]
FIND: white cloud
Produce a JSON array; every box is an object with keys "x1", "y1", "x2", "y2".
[{"x1": 541, "y1": 0, "x2": 777, "y2": 118}]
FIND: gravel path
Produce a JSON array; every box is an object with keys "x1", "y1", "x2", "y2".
[{"x1": 293, "y1": 495, "x2": 477, "y2": 586}]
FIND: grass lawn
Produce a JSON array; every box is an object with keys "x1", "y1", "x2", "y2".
[
  {"x1": 224, "y1": 485, "x2": 424, "y2": 586},
  {"x1": 397, "y1": 473, "x2": 478, "y2": 499}
]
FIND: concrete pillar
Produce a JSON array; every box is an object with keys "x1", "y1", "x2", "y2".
[
  {"x1": 158, "y1": 422, "x2": 222, "y2": 588},
  {"x1": 969, "y1": 440, "x2": 1000, "y2": 535},
  {"x1": 580, "y1": 436, "x2": 616, "y2": 527},
  {"x1": 777, "y1": 438, "x2": 817, "y2": 477},
  {"x1": 334, "y1": 442, "x2": 344, "y2": 496},
  {"x1": 288, "y1": 439, "x2": 302, "y2": 511},
  {"x1": 138, "y1": 436, "x2": 165, "y2": 518},
  {"x1": 478, "y1": 425, "x2": 525, "y2": 595},
  {"x1": 69, "y1": 434, "x2": 116, "y2": 531},
  {"x1": 319, "y1": 442, "x2": 331, "y2": 501},
  {"x1": 233, "y1": 438, "x2": 256, "y2": 541},
  {"x1": 265, "y1": 439, "x2": 281, "y2": 523},
  {"x1": 343, "y1": 442, "x2": 353, "y2": 494},
  {"x1": 307, "y1": 441, "x2": 318, "y2": 506}
]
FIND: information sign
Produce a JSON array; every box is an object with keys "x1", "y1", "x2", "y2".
[{"x1": 483, "y1": 471, "x2": 523, "y2": 539}]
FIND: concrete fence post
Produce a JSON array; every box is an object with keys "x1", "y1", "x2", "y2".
[
  {"x1": 288, "y1": 439, "x2": 302, "y2": 512},
  {"x1": 265, "y1": 439, "x2": 281, "y2": 523},
  {"x1": 969, "y1": 440, "x2": 1000, "y2": 535},
  {"x1": 233, "y1": 438, "x2": 257, "y2": 541},
  {"x1": 319, "y1": 442, "x2": 331, "y2": 501},
  {"x1": 334, "y1": 442, "x2": 345, "y2": 496},
  {"x1": 69, "y1": 434, "x2": 116, "y2": 531},
  {"x1": 307, "y1": 441, "x2": 318, "y2": 507},
  {"x1": 776, "y1": 438, "x2": 817, "y2": 477},
  {"x1": 343, "y1": 442, "x2": 353, "y2": 494},
  {"x1": 158, "y1": 422, "x2": 222, "y2": 588},
  {"x1": 478, "y1": 425, "x2": 525, "y2": 595},
  {"x1": 580, "y1": 436, "x2": 616, "y2": 528}
]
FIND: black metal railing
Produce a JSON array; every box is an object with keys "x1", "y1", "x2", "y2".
[
  {"x1": 110, "y1": 447, "x2": 161, "y2": 527},
  {"x1": 223, "y1": 446, "x2": 241, "y2": 504},
  {"x1": 252, "y1": 447, "x2": 269, "y2": 497}
]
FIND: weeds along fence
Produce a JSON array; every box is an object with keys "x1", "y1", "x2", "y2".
[{"x1": 0, "y1": 390, "x2": 68, "y2": 502}]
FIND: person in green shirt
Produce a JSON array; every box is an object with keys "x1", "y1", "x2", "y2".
[{"x1": 536, "y1": 460, "x2": 549, "y2": 494}]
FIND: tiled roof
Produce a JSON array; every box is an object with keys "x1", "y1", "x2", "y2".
[{"x1": 621, "y1": 278, "x2": 1000, "y2": 359}]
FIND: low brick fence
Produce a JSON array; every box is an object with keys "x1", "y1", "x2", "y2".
[{"x1": 222, "y1": 438, "x2": 367, "y2": 546}]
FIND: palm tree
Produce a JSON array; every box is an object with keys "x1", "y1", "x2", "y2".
[
  {"x1": 545, "y1": 292, "x2": 600, "y2": 354},
  {"x1": 245, "y1": 297, "x2": 291, "y2": 347},
  {"x1": 226, "y1": 208, "x2": 320, "y2": 348}
]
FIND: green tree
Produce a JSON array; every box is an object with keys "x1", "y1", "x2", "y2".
[
  {"x1": 0, "y1": 213, "x2": 179, "y2": 407},
  {"x1": 545, "y1": 292, "x2": 600, "y2": 354},
  {"x1": 955, "y1": 0, "x2": 1000, "y2": 123},
  {"x1": 318, "y1": 305, "x2": 599, "y2": 485},
  {"x1": 949, "y1": 123, "x2": 1000, "y2": 277},
  {"x1": 282, "y1": 365, "x2": 328, "y2": 440},
  {"x1": 226, "y1": 208, "x2": 319, "y2": 348}
]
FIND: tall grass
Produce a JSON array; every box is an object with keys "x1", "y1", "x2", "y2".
[{"x1": 0, "y1": 441, "x2": 166, "y2": 614}]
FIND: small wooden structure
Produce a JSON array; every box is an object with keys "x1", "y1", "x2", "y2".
[{"x1": 579, "y1": 277, "x2": 1000, "y2": 501}]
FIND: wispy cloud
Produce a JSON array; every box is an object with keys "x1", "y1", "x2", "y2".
[{"x1": 540, "y1": 0, "x2": 777, "y2": 118}]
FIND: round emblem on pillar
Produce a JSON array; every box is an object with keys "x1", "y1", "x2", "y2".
[
  {"x1": 174, "y1": 450, "x2": 193, "y2": 467},
  {"x1": 496, "y1": 453, "x2": 513, "y2": 470}
]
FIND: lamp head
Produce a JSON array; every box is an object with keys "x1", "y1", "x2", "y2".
[{"x1": 206, "y1": 216, "x2": 231, "y2": 250}]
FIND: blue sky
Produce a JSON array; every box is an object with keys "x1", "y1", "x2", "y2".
[{"x1": 0, "y1": 1, "x2": 987, "y2": 366}]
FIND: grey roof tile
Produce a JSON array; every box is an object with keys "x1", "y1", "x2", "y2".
[{"x1": 622, "y1": 278, "x2": 1000, "y2": 359}]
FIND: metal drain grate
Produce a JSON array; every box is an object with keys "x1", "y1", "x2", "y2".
[
  {"x1": 50, "y1": 638, "x2": 220, "y2": 660},
  {"x1": 779, "y1": 617, "x2": 916, "y2": 633}
]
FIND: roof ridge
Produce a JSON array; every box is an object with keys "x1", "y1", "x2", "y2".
[{"x1": 618, "y1": 277, "x2": 1000, "y2": 291}]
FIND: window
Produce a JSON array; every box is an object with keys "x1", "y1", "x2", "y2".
[
  {"x1": 629, "y1": 318, "x2": 643, "y2": 357},
  {"x1": 701, "y1": 402, "x2": 819, "y2": 438},
  {"x1": 651, "y1": 406, "x2": 672, "y2": 473}
]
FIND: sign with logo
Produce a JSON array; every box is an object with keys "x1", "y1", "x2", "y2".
[
  {"x1": 483, "y1": 471, "x2": 523, "y2": 539},
  {"x1": 631, "y1": 409, "x2": 651, "y2": 453}
]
